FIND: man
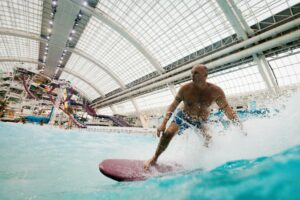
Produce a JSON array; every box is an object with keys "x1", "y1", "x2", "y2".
[{"x1": 144, "y1": 64, "x2": 243, "y2": 170}]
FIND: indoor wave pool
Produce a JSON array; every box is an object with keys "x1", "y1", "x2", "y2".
[{"x1": 1, "y1": 92, "x2": 300, "y2": 200}]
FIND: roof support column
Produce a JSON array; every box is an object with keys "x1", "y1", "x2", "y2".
[
  {"x1": 68, "y1": 0, "x2": 164, "y2": 74},
  {"x1": 168, "y1": 84, "x2": 177, "y2": 97},
  {"x1": 216, "y1": 0, "x2": 279, "y2": 95},
  {"x1": 130, "y1": 98, "x2": 148, "y2": 128},
  {"x1": 227, "y1": 0, "x2": 254, "y2": 35},
  {"x1": 216, "y1": 0, "x2": 249, "y2": 40},
  {"x1": 253, "y1": 54, "x2": 279, "y2": 94},
  {"x1": 109, "y1": 105, "x2": 117, "y2": 115}
]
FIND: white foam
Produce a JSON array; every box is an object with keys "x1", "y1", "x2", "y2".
[{"x1": 158, "y1": 90, "x2": 300, "y2": 171}]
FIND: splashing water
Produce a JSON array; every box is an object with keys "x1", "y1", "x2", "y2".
[
  {"x1": 0, "y1": 90, "x2": 299, "y2": 199},
  {"x1": 156, "y1": 90, "x2": 300, "y2": 171}
]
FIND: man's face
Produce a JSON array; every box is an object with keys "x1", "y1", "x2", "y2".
[{"x1": 191, "y1": 66, "x2": 207, "y2": 86}]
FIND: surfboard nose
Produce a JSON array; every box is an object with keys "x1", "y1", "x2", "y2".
[{"x1": 99, "y1": 162, "x2": 105, "y2": 173}]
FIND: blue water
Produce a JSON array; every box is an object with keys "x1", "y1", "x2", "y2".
[
  {"x1": 0, "y1": 121, "x2": 300, "y2": 200},
  {"x1": 2, "y1": 91, "x2": 300, "y2": 200}
]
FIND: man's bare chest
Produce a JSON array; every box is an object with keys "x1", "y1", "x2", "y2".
[{"x1": 183, "y1": 92, "x2": 214, "y2": 108}]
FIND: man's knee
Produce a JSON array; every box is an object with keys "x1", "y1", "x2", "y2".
[
  {"x1": 165, "y1": 123, "x2": 179, "y2": 137},
  {"x1": 163, "y1": 130, "x2": 176, "y2": 139},
  {"x1": 158, "y1": 131, "x2": 175, "y2": 152}
]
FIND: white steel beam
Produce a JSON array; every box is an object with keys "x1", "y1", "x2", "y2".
[
  {"x1": 216, "y1": 0, "x2": 248, "y2": 40},
  {"x1": 217, "y1": 0, "x2": 278, "y2": 94},
  {"x1": 227, "y1": 0, "x2": 254, "y2": 35},
  {"x1": 131, "y1": 98, "x2": 148, "y2": 128},
  {"x1": 92, "y1": 19, "x2": 300, "y2": 107},
  {"x1": 68, "y1": 0, "x2": 164, "y2": 74},
  {"x1": 0, "y1": 28, "x2": 47, "y2": 42},
  {"x1": 0, "y1": 28, "x2": 126, "y2": 89},
  {"x1": 168, "y1": 84, "x2": 177, "y2": 97},
  {"x1": 109, "y1": 105, "x2": 117, "y2": 115},
  {"x1": 62, "y1": 68, "x2": 104, "y2": 96},
  {"x1": 68, "y1": 48, "x2": 126, "y2": 89},
  {"x1": 0, "y1": 56, "x2": 41, "y2": 65},
  {"x1": 253, "y1": 54, "x2": 279, "y2": 94},
  {"x1": 44, "y1": 0, "x2": 81, "y2": 77},
  {"x1": 91, "y1": 17, "x2": 300, "y2": 107},
  {"x1": 93, "y1": 28, "x2": 300, "y2": 107}
]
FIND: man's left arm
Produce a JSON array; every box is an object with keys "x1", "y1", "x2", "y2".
[{"x1": 215, "y1": 88, "x2": 243, "y2": 128}]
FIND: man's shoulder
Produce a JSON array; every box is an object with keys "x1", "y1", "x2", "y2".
[
  {"x1": 207, "y1": 82, "x2": 224, "y2": 93},
  {"x1": 206, "y1": 82, "x2": 219, "y2": 89},
  {"x1": 180, "y1": 81, "x2": 193, "y2": 89}
]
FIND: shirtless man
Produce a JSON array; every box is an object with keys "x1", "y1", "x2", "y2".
[{"x1": 144, "y1": 64, "x2": 243, "y2": 170}]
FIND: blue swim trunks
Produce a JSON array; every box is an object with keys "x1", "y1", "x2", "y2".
[{"x1": 171, "y1": 109, "x2": 206, "y2": 135}]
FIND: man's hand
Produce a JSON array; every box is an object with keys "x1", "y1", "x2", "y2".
[
  {"x1": 240, "y1": 125, "x2": 247, "y2": 136},
  {"x1": 144, "y1": 157, "x2": 157, "y2": 170},
  {"x1": 156, "y1": 123, "x2": 166, "y2": 137},
  {"x1": 234, "y1": 121, "x2": 247, "y2": 136}
]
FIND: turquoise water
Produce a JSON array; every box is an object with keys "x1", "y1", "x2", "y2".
[
  {"x1": 1, "y1": 92, "x2": 300, "y2": 200},
  {"x1": 0, "y1": 122, "x2": 299, "y2": 200}
]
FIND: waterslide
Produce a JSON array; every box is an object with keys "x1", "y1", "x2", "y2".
[
  {"x1": 48, "y1": 94, "x2": 86, "y2": 128},
  {"x1": 69, "y1": 113, "x2": 87, "y2": 128},
  {"x1": 83, "y1": 102, "x2": 131, "y2": 127},
  {"x1": 22, "y1": 77, "x2": 86, "y2": 128},
  {"x1": 24, "y1": 107, "x2": 54, "y2": 124},
  {"x1": 21, "y1": 76, "x2": 37, "y2": 100},
  {"x1": 22, "y1": 77, "x2": 56, "y2": 124},
  {"x1": 96, "y1": 114, "x2": 131, "y2": 127}
]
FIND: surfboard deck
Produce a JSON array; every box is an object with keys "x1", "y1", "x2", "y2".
[{"x1": 99, "y1": 159, "x2": 183, "y2": 182}]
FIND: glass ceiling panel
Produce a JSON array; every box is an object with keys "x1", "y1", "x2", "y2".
[
  {"x1": 135, "y1": 87, "x2": 174, "y2": 112},
  {"x1": 96, "y1": 107, "x2": 113, "y2": 116},
  {"x1": 97, "y1": 0, "x2": 234, "y2": 66},
  {"x1": 60, "y1": 72, "x2": 99, "y2": 101},
  {"x1": 0, "y1": 62, "x2": 38, "y2": 73},
  {"x1": 114, "y1": 100, "x2": 135, "y2": 115},
  {"x1": 234, "y1": 0, "x2": 300, "y2": 27},
  {"x1": 0, "y1": 0, "x2": 43, "y2": 34},
  {"x1": 268, "y1": 49, "x2": 300, "y2": 87},
  {"x1": 0, "y1": 36, "x2": 39, "y2": 59},
  {"x1": 64, "y1": 54, "x2": 120, "y2": 95},
  {"x1": 76, "y1": 17, "x2": 157, "y2": 85},
  {"x1": 208, "y1": 64, "x2": 266, "y2": 96}
]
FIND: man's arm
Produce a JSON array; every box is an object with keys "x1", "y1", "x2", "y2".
[
  {"x1": 215, "y1": 88, "x2": 247, "y2": 134},
  {"x1": 162, "y1": 96, "x2": 182, "y2": 125},
  {"x1": 157, "y1": 89, "x2": 183, "y2": 137},
  {"x1": 215, "y1": 88, "x2": 240, "y2": 124}
]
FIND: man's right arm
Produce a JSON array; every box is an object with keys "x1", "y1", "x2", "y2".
[
  {"x1": 162, "y1": 96, "x2": 181, "y2": 124},
  {"x1": 157, "y1": 89, "x2": 183, "y2": 137}
]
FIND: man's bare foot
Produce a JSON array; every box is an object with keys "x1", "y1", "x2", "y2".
[
  {"x1": 204, "y1": 140, "x2": 210, "y2": 148},
  {"x1": 203, "y1": 134, "x2": 212, "y2": 148},
  {"x1": 144, "y1": 157, "x2": 157, "y2": 170}
]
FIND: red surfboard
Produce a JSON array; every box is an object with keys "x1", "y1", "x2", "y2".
[{"x1": 99, "y1": 159, "x2": 183, "y2": 181}]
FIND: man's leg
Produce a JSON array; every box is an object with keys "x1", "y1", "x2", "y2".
[
  {"x1": 200, "y1": 124, "x2": 212, "y2": 147},
  {"x1": 144, "y1": 123, "x2": 179, "y2": 169}
]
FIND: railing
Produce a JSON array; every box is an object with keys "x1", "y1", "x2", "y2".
[
  {"x1": 6, "y1": 92, "x2": 22, "y2": 99},
  {"x1": 77, "y1": 126, "x2": 156, "y2": 135}
]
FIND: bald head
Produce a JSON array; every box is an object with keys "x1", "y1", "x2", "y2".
[
  {"x1": 192, "y1": 64, "x2": 208, "y2": 77},
  {"x1": 191, "y1": 64, "x2": 208, "y2": 87}
]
